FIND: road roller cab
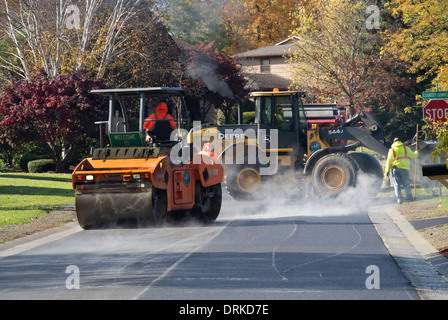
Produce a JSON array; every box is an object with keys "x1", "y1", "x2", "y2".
[{"x1": 72, "y1": 88, "x2": 223, "y2": 229}]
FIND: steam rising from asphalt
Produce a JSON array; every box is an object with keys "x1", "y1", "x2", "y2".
[
  {"x1": 224, "y1": 173, "x2": 389, "y2": 221},
  {"x1": 410, "y1": 140, "x2": 440, "y2": 189},
  {"x1": 223, "y1": 142, "x2": 440, "y2": 221}
]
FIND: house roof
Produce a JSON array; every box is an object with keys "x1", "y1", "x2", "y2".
[
  {"x1": 243, "y1": 73, "x2": 292, "y2": 91},
  {"x1": 234, "y1": 35, "x2": 300, "y2": 59}
]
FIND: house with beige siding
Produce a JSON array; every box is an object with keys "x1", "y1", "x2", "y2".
[{"x1": 234, "y1": 36, "x2": 299, "y2": 91}]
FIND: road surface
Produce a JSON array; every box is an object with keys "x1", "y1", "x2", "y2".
[{"x1": 0, "y1": 189, "x2": 421, "y2": 302}]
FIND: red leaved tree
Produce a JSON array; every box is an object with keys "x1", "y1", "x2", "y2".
[{"x1": 0, "y1": 69, "x2": 109, "y2": 171}]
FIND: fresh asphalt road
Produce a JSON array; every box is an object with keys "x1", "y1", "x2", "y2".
[{"x1": 0, "y1": 189, "x2": 420, "y2": 300}]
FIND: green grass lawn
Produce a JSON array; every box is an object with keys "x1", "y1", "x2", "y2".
[{"x1": 0, "y1": 173, "x2": 74, "y2": 226}]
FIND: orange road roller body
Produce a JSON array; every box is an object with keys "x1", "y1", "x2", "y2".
[{"x1": 72, "y1": 87, "x2": 223, "y2": 229}]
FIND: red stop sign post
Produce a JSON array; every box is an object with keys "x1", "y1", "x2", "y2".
[{"x1": 423, "y1": 99, "x2": 448, "y2": 126}]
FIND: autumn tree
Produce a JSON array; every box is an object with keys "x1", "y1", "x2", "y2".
[
  {"x1": 382, "y1": 0, "x2": 448, "y2": 149},
  {"x1": 221, "y1": 0, "x2": 304, "y2": 54},
  {"x1": 158, "y1": 0, "x2": 231, "y2": 52},
  {"x1": 159, "y1": 0, "x2": 305, "y2": 55},
  {"x1": 0, "y1": 27, "x2": 16, "y2": 86},
  {"x1": 385, "y1": 0, "x2": 448, "y2": 90},
  {"x1": 0, "y1": 69, "x2": 109, "y2": 171},
  {"x1": 0, "y1": 0, "x2": 145, "y2": 81},
  {"x1": 105, "y1": 6, "x2": 184, "y2": 88},
  {"x1": 288, "y1": 0, "x2": 417, "y2": 119}
]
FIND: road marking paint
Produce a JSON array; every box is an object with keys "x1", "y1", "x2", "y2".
[{"x1": 132, "y1": 218, "x2": 235, "y2": 300}]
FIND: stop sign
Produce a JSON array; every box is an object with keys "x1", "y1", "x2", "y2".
[{"x1": 423, "y1": 99, "x2": 448, "y2": 126}]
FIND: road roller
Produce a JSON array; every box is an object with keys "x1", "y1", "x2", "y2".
[{"x1": 72, "y1": 87, "x2": 223, "y2": 229}]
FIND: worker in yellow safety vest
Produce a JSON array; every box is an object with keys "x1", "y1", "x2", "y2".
[{"x1": 385, "y1": 138, "x2": 419, "y2": 204}]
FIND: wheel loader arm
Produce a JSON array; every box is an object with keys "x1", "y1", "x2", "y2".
[{"x1": 320, "y1": 111, "x2": 391, "y2": 156}]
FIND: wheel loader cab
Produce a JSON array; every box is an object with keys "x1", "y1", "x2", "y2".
[
  {"x1": 215, "y1": 91, "x2": 311, "y2": 201},
  {"x1": 252, "y1": 90, "x2": 308, "y2": 153}
]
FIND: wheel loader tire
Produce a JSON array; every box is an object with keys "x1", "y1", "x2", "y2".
[
  {"x1": 311, "y1": 153, "x2": 358, "y2": 197},
  {"x1": 195, "y1": 183, "x2": 222, "y2": 223},
  {"x1": 152, "y1": 188, "x2": 168, "y2": 225},
  {"x1": 224, "y1": 163, "x2": 264, "y2": 201},
  {"x1": 348, "y1": 152, "x2": 383, "y2": 197}
]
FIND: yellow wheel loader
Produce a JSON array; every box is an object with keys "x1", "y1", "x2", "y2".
[{"x1": 188, "y1": 90, "x2": 390, "y2": 200}]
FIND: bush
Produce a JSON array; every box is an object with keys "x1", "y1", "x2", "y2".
[
  {"x1": 0, "y1": 163, "x2": 19, "y2": 173},
  {"x1": 243, "y1": 111, "x2": 255, "y2": 124},
  {"x1": 19, "y1": 154, "x2": 47, "y2": 172},
  {"x1": 27, "y1": 159, "x2": 56, "y2": 173},
  {"x1": 217, "y1": 109, "x2": 255, "y2": 125},
  {"x1": 16, "y1": 143, "x2": 53, "y2": 172}
]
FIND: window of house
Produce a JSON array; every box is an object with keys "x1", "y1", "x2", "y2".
[{"x1": 260, "y1": 59, "x2": 270, "y2": 73}]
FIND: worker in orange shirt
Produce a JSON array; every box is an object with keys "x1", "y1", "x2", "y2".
[
  {"x1": 144, "y1": 102, "x2": 176, "y2": 131},
  {"x1": 144, "y1": 102, "x2": 176, "y2": 141}
]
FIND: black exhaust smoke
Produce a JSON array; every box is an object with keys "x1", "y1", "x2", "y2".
[
  {"x1": 233, "y1": 94, "x2": 243, "y2": 125},
  {"x1": 186, "y1": 48, "x2": 245, "y2": 123}
]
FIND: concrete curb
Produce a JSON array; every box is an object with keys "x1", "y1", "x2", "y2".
[
  {"x1": 369, "y1": 204, "x2": 448, "y2": 300},
  {"x1": 0, "y1": 222, "x2": 82, "y2": 258}
]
